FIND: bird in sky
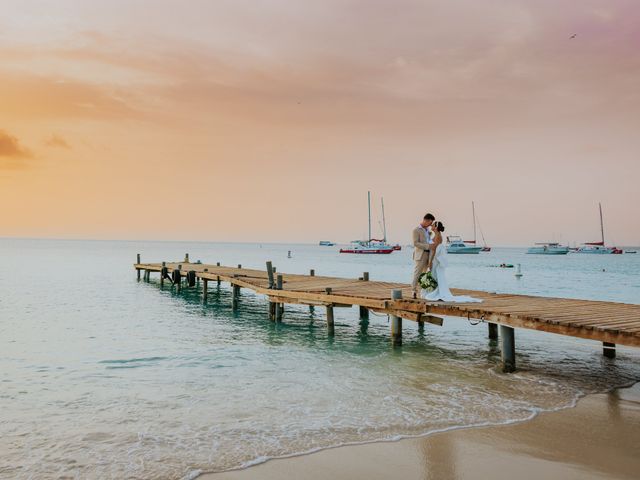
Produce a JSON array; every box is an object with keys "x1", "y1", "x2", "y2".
[{"x1": 570, "y1": 33, "x2": 577, "y2": 39}]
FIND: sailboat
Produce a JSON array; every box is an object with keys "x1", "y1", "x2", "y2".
[
  {"x1": 340, "y1": 192, "x2": 395, "y2": 254},
  {"x1": 464, "y1": 201, "x2": 491, "y2": 252},
  {"x1": 575, "y1": 203, "x2": 622, "y2": 254}
]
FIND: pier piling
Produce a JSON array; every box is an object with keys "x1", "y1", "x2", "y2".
[
  {"x1": 275, "y1": 275, "x2": 284, "y2": 321},
  {"x1": 488, "y1": 323, "x2": 498, "y2": 340},
  {"x1": 391, "y1": 289, "x2": 403, "y2": 346},
  {"x1": 232, "y1": 284, "x2": 240, "y2": 311},
  {"x1": 359, "y1": 272, "x2": 370, "y2": 320},
  {"x1": 137, "y1": 254, "x2": 141, "y2": 280},
  {"x1": 325, "y1": 287, "x2": 335, "y2": 335},
  {"x1": 500, "y1": 325, "x2": 516, "y2": 372},
  {"x1": 160, "y1": 262, "x2": 167, "y2": 287},
  {"x1": 603, "y1": 342, "x2": 616, "y2": 358},
  {"x1": 172, "y1": 269, "x2": 181, "y2": 292}
]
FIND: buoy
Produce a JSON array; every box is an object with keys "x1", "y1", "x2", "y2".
[{"x1": 515, "y1": 263, "x2": 523, "y2": 278}]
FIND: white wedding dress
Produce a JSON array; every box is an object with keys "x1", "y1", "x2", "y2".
[{"x1": 421, "y1": 244, "x2": 482, "y2": 303}]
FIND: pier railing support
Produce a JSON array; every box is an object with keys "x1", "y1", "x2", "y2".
[
  {"x1": 391, "y1": 289, "x2": 403, "y2": 346},
  {"x1": 266, "y1": 261, "x2": 275, "y2": 288},
  {"x1": 488, "y1": 323, "x2": 498, "y2": 340},
  {"x1": 136, "y1": 254, "x2": 141, "y2": 280},
  {"x1": 203, "y1": 273, "x2": 208, "y2": 302},
  {"x1": 603, "y1": 342, "x2": 616, "y2": 358},
  {"x1": 500, "y1": 325, "x2": 516, "y2": 372}
]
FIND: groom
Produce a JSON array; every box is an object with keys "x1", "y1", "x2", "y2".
[{"x1": 412, "y1": 213, "x2": 436, "y2": 297}]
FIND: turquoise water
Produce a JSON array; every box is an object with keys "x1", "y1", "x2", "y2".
[{"x1": 1, "y1": 239, "x2": 639, "y2": 479}]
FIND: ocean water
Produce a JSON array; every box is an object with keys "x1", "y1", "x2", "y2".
[{"x1": 1, "y1": 239, "x2": 639, "y2": 479}]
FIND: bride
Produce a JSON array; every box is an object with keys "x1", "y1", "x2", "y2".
[{"x1": 421, "y1": 221, "x2": 482, "y2": 303}]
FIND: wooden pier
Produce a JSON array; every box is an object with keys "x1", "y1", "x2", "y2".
[{"x1": 135, "y1": 255, "x2": 640, "y2": 372}]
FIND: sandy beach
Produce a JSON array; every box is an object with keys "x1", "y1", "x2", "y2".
[{"x1": 205, "y1": 383, "x2": 640, "y2": 480}]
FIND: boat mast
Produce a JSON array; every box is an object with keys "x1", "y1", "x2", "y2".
[
  {"x1": 599, "y1": 202, "x2": 605, "y2": 245},
  {"x1": 472, "y1": 201, "x2": 477, "y2": 244},
  {"x1": 367, "y1": 191, "x2": 372, "y2": 243},
  {"x1": 381, "y1": 197, "x2": 387, "y2": 243}
]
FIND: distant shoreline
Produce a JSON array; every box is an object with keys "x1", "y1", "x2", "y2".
[{"x1": 1, "y1": 237, "x2": 639, "y2": 249}]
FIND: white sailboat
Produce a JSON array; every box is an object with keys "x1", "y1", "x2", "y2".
[
  {"x1": 464, "y1": 201, "x2": 491, "y2": 252},
  {"x1": 575, "y1": 203, "x2": 622, "y2": 254},
  {"x1": 340, "y1": 192, "x2": 395, "y2": 254}
]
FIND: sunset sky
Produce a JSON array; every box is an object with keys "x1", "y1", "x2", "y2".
[{"x1": 1, "y1": 0, "x2": 639, "y2": 245}]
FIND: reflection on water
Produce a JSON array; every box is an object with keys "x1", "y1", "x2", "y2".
[{"x1": 1, "y1": 239, "x2": 639, "y2": 479}]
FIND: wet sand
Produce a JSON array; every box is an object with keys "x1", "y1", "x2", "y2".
[{"x1": 204, "y1": 383, "x2": 640, "y2": 480}]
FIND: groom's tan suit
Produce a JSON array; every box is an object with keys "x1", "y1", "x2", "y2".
[{"x1": 412, "y1": 226, "x2": 432, "y2": 293}]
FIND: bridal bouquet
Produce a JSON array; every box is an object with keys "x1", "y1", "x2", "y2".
[{"x1": 418, "y1": 271, "x2": 438, "y2": 292}]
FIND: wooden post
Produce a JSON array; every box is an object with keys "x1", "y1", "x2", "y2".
[
  {"x1": 203, "y1": 274, "x2": 208, "y2": 302},
  {"x1": 275, "y1": 275, "x2": 284, "y2": 321},
  {"x1": 359, "y1": 272, "x2": 370, "y2": 319},
  {"x1": 216, "y1": 262, "x2": 221, "y2": 285},
  {"x1": 603, "y1": 342, "x2": 616, "y2": 358},
  {"x1": 172, "y1": 269, "x2": 181, "y2": 292},
  {"x1": 326, "y1": 287, "x2": 334, "y2": 335},
  {"x1": 500, "y1": 325, "x2": 516, "y2": 373},
  {"x1": 160, "y1": 261, "x2": 166, "y2": 287},
  {"x1": 238, "y1": 264, "x2": 242, "y2": 269},
  {"x1": 391, "y1": 289, "x2": 403, "y2": 346},
  {"x1": 309, "y1": 269, "x2": 316, "y2": 313},
  {"x1": 136, "y1": 254, "x2": 141, "y2": 280},
  {"x1": 266, "y1": 261, "x2": 275, "y2": 288},
  {"x1": 488, "y1": 323, "x2": 498, "y2": 340},
  {"x1": 267, "y1": 262, "x2": 276, "y2": 318},
  {"x1": 232, "y1": 284, "x2": 240, "y2": 310}
]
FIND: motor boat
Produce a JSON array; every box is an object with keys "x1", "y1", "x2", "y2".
[
  {"x1": 527, "y1": 243, "x2": 569, "y2": 255},
  {"x1": 446, "y1": 235, "x2": 483, "y2": 254}
]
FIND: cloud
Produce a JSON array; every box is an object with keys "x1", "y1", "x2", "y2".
[
  {"x1": 45, "y1": 134, "x2": 71, "y2": 149},
  {"x1": 0, "y1": 130, "x2": 32, "y2": 168}
]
